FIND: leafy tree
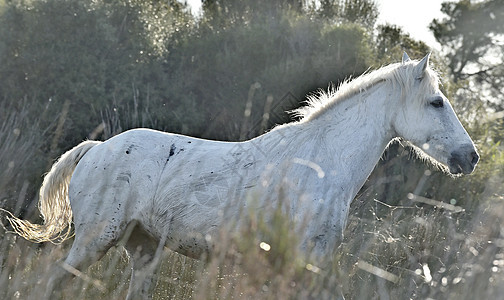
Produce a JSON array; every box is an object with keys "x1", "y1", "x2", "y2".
[
  {"x1": 375, "y1": 24, "x2": 430, "y2": 63},
  {"x1": 316, "y1": 0, "x2": 378, "y2": 29},
  {"x1": 163, "y1": 11, "x2": 374, "y2": 140},
  {"x1": 340, "y1": 0, "x2": 377, "y2": 29},
  {"x1": 430, "y1": 0, "x2": 504, "y2": 107},
  {"x1": 317, "y1": 0, "x2": 340, "y2": 20},
  {"x1": 0, "y1": 0, "x2": 193, "y2": 150},
  {"x1": 125, "y1": 0, "x2": 193, "y2": 55},
  {"x1": 201, "y1": 0, "x2": 304, "y2": 29}
]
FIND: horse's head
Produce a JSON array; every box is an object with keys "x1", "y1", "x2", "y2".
[{"x1": 392, "y1": 52, "x2": 479, "y2": 175}]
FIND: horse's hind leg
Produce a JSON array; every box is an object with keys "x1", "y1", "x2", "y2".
[
  {"x1": 124, "y1": 224, "x2": 164, "y2": 300},
  {"x1": 44, "y1": 224, "x2": 118, "y2": 299}
]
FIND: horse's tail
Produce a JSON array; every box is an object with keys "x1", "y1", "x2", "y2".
[{"x1": 3, "y1": 140, "x2": 101, "y2": 243}]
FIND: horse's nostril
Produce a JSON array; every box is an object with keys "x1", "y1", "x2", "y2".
[{"x1": 470, "y1": 151, "x2": 479, "y2": 165}]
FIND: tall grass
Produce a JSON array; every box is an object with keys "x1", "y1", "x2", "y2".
[
  {"x1": 0, "y1": 101, "x2": 46, "y2": 217},
  {"x1": 2, "y1": 184, "x2": 503, "y2": 299},
  {"x1": 1, "y1": 98, "x2": 503, "y2": 299}
]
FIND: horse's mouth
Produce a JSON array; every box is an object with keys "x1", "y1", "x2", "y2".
[
  {"x1": 448, "y1": 150, "x2": 479, "y2": 175},
  {"x1": 448, "y1": 163, "x2": 466, "y2": 175}
]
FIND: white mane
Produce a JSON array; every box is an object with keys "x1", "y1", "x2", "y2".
[{"x1": 293, "y1": 60, "x2": 440, "y2": 122}]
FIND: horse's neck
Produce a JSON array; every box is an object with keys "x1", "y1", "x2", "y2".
[
  {"x1": 243, "y1": 84, "x2": 398, "y2": 246},
  {"x1": 266, "y1": 83, "x2": 397, "y2": 196},
  {"x1": 321, "y1": 84, "x2": 396, "y2": 186}
]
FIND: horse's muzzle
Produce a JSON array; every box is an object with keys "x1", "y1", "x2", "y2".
[{"x1": 448, "y1": 147, "x2": 479, "y2": 175}]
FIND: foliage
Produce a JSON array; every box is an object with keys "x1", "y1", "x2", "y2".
[
  {"x1": 164, "y1": 17, "x2": 374, "y2": 140},
  {"x1": 0, "y1": 101, "x2": 46, "y2": 216},
  {"x1": 430, "y1": 0, "x2": 504, "y2": 108},
  {"x1": 0, "y1": 0, "x2": 192, "y2": 150},
  {"x1": 316, "y1": 0, "x2": 378, "y2": 29},
  {"x1": 376, "y1": 24, "x2": 430, "y2": 64},
  {"x1": 201, "y1": 0, "x2": 305, "y2": 29}
]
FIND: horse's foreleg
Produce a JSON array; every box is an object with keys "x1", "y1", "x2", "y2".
[{"x1": 124, "y1": 225, "x2": 164, "y2": 300}]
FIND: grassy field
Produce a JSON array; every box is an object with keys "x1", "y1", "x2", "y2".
[
  {"x1": 1, "y1": 173, "x2": 504, "y2": 299},
  {"x1": 1, "y1": 105, "x2": 504, "y2": 299}
]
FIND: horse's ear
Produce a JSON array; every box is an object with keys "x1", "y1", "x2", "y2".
[
  {"x1": 414, "y1": 53, "x2": 431, "y2": 79},
  {"x1": 402, "y1": 52, "x2": 411, "y2": 64}
]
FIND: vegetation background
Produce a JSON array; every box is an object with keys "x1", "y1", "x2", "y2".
[{"x1": 0, "y1": 0, "x2": 503, "y2": 299}]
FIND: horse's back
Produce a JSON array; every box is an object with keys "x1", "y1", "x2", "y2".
[{"x1": 67, "y1": 128, "x2": 244, "y2": 256}]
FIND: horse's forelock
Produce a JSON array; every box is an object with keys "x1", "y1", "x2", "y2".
[{"x1": 394, "y1": 60, "x2": 440, "y2": 105}]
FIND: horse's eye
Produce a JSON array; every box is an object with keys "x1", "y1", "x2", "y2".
[{"x1": 430, "y1": 98, "x2": 444, "y2": 108}]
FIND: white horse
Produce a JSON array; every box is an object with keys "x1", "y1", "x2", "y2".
[{"x1": 4, "y1": 53, "x2": 478, "y2": 299}]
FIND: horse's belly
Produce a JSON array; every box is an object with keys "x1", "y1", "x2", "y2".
[{"x1": 166, "y1": 231, "x2": 213, "y2": 258}]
